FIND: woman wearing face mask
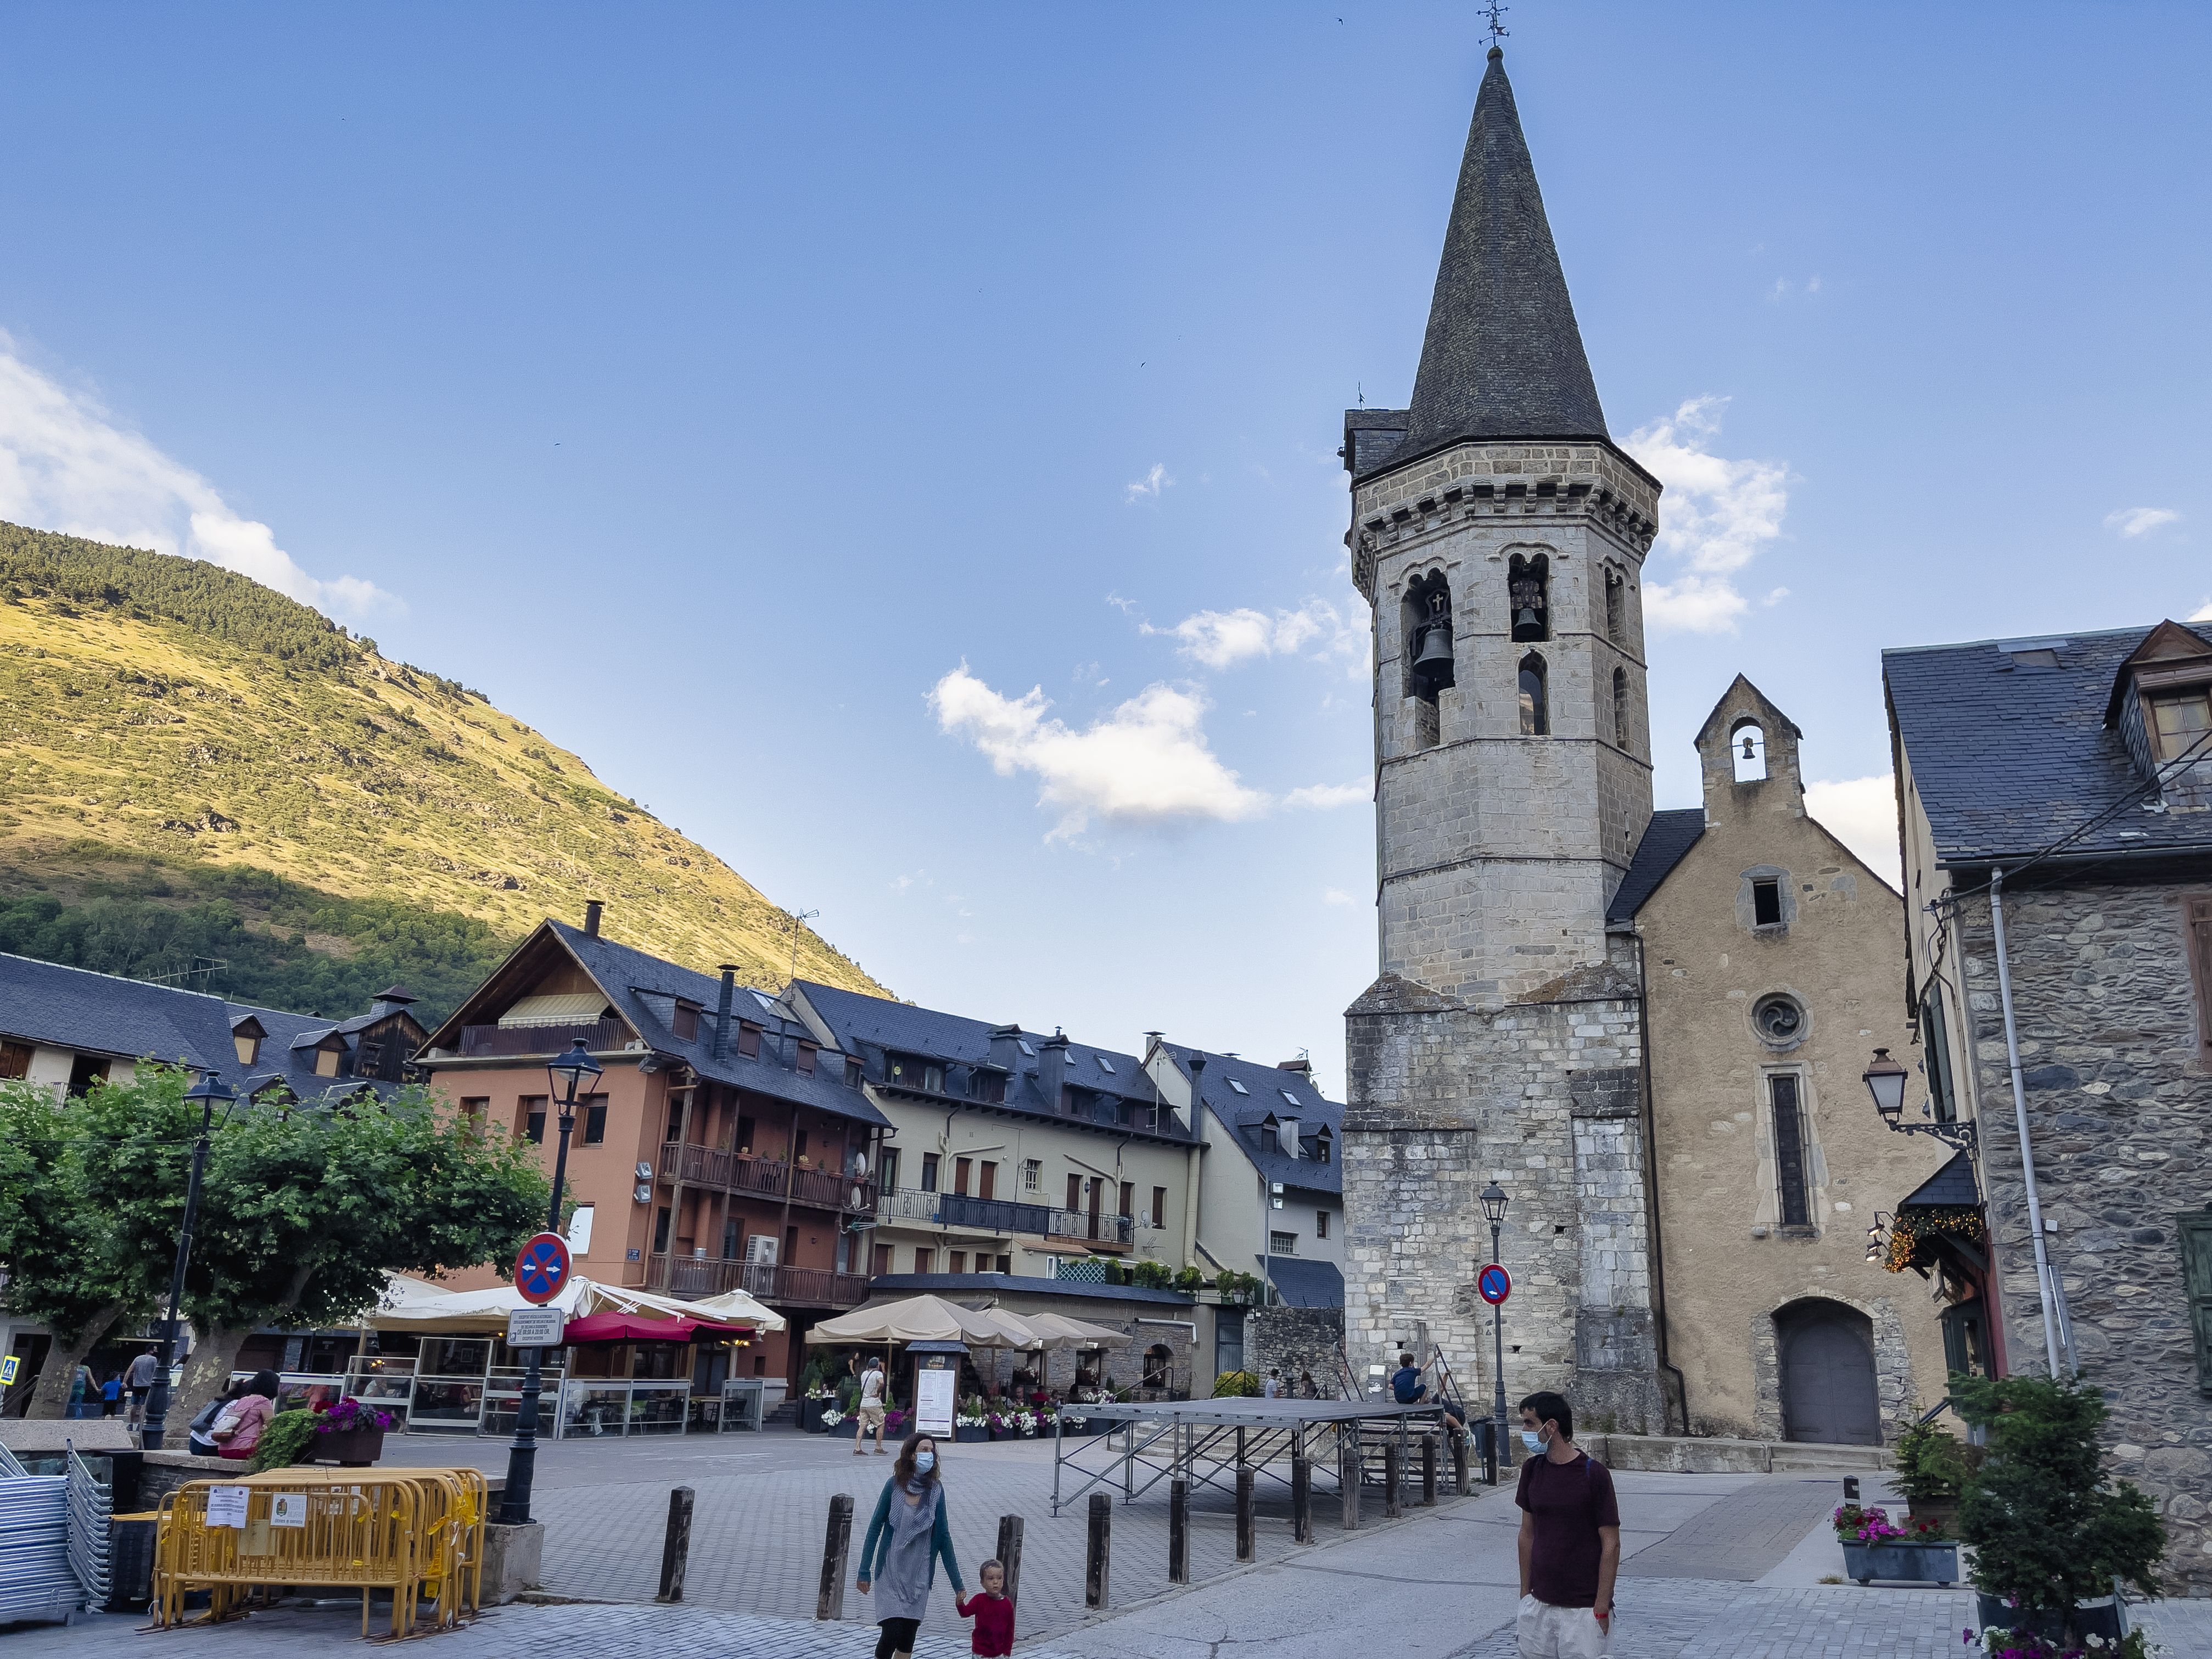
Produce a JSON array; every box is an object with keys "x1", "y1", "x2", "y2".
[{"x1": 856, "y1": 1431, "x2": 966, "y2": 1659}]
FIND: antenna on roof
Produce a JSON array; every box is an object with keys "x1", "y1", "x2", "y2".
[
  {"x1": 784, "y1": 909, "x2": 820, "y2": 993},
  {"x1": 1482, "y1": 0, "x2": 1509, "y2": 49}
]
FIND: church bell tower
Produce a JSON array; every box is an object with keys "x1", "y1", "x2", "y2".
[{"x1": 1340, "y1": 45, "x2": 1676, "y2": 1431}]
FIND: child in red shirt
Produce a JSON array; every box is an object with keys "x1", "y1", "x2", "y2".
[{"x1": 956, "y1": 1558, "x2": 1014, "y2": 1656}]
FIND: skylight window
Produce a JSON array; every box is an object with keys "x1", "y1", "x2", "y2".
[
  {"x1": 1281, "y1": 1089, "x2": 1301, "y2": 1106},
  {"x1": 1096, "y1": 1056, "x2": 1116, "y2": 1073},
  {"x1": 1017, "y1": 1039, "x2": 1035, "y2": 1057},
  {"x1": 1228, "y1": 1079, "x2": 1248, "y2": 1096}
]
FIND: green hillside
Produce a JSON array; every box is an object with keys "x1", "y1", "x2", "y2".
[{"x1": 0, "y1": 522, "x2": 886, "y2": 1025}]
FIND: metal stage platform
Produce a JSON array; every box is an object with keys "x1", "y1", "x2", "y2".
[{"x1": 1048, "y1": 1397, "x2": 1460, "y2": 1517}]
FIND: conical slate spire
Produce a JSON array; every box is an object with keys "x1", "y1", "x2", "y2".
[{"x1": 1403, "y1": 47, "x2": 1609, "y2": 456}]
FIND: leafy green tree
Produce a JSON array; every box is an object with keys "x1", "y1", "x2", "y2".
[
  {"x1": 1954, "y1": 1371, "x2": 2166, "y2": 1638},
  {"x1": 0, "y1": 1080, "x2": 161, "y2": 1417}
]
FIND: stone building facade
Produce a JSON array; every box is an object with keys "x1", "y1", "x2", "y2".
[
  {"x1": 1886, "y1": 621, "x2": 2212, "y2": 1595},
  {"x1": 1340, "y1": 45, "x2": 1674, "y2": 1435},
  {"x1": 1617, "y1": 676, "x2": 1952, "y2": 1444}
]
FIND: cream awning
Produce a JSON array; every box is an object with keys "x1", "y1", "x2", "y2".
[
  {"x1": 498, "y1": 993, "x2": 613, "y2": 1028},
  {"x1": 803, "y1": 1293, "x2": 1032, "y2": 1349},
  {"x1": 367, "y1": 1275, "x2": 786, "y2": 1335}
]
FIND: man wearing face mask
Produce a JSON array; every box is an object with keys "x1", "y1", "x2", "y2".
[{"x1": 1513, "y1": 1391, "x2": 1619, "y2": 1658}]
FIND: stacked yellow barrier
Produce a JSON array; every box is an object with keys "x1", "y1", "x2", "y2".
[{"x1": 152, "y1": 1467, "x2": 487, "y2": 1640}]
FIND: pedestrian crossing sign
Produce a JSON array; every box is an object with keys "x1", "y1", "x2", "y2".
[{"x1": 0, "y1": 1355, "x2": 16, "y2": 1386}]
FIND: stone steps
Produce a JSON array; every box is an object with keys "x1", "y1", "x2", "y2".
[{"x1": 1586, "y1": 1432, "x2": 1891, "y2": 1474}]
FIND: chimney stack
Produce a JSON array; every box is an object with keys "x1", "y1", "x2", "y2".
[
  {"x1": 583, "y1": 900, "x2": 603, "y2": 938},
  {"x1": 713, "y1": 965, "x2": 738, "y2": 1061}
]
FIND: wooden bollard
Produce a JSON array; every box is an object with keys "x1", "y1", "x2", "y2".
[
  {"x1": 1452, "y1": 1425, "x2": 1470, "y2": 1495},
  {"x1": 1339, "y1": 1439, "x2": 1360, "y2": 1531},
  {"x1": 996, "y1": 1514, "x2": 1024, "y2": 1614},
  {"x1": 1235, "y1": 1467, "x2": 1255, "y2": 1562},
  {"x1": 1384, "y1": 1441, "x2": 1402, "y2": 1518},
  {"x1": 1421, "y1": 1433, "x2": 1438, "y2": 1506},
  {"x1": 1169, "y1": 1477, "x2": 1189, "y2": 1583},
  {"x1": 1291, "y1": 1453, "x2": 1312, "y2": 1544},
  {"x1": 656, "y1": 1485, "x2": 694, "y2": 1603},
  {"x1": 816, "y1": 1492, "x2": 853, "y2": 1621},
  {"x1": 1085, "y1": 1492, "x2": 1111, "y2": 1608}
]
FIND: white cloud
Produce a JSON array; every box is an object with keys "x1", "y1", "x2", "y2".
[
  {"x1": 1321, "y1": 888, "x2": 1355, "y2": 906},
  {"x1": 2191, "y1": 599, "x2": 2212, "y2": 623},
  {"x1": 929, "y1": 665, "x2": 1267, "y2": 840},
  {"x1": 2105, "y1": 506, "x2": 2180, "y2": 539},
  {"x1": 1125, "y1": 463, "x2": 1173, "y2": 503},
  {"x1": 1626, "y1": 397, "x2": 1789, "y2": 634},
  {"x1": 1283, "y1": 777, "x2": 1371, "y2": 811},
  {"x1": 1804, "y1": 774, "x2": 1901, "y2": 892},
  {"x1": 1143, "y1": 598, "x2": 1367, "y2": 674},
  {"x1": 0, "y1": 334, "x2": 396, "y2": 617}
]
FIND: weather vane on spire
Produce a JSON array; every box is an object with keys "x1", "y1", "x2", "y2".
[{"x1": 1482, "y1": 0, "x2": 1509, "y2": 48}]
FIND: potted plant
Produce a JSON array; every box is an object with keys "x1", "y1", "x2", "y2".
[
  {"x1": 985, "y1": 1409, "x2": 1012, "y2": 1442},
  {"x1": 802, "y1": 1385, "x2": 836, "y2": 1433},
  {"x1": 1130, "y1": 1259, "x2": 1172, "y2": 1291},
  {"x1": 1953, "y1": 1371, "x2": 2166, "y2": 1648},
  {"x1": 1892, "y1": 1419, "x2": 1972, "y2": 1536},
  {"x1": 1834, "y1": 1503, "x2": 1958, "y2": 1585},
  {"x1": 1172, "y1": 1265, "x2": 1207, "y2": 1296},
  {"x1": 883, "y1": 1407, "x2": 907, "y2": 1439},
  {"x1": 954, "y1": 1398, "x2": 989, "y2": 1443},
  {"x1": 305, "y1": 1397, "x2": 394, "y2": 1466}
]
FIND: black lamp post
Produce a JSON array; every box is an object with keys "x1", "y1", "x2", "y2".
[
  {"x1": 1480, "y1": 1181, "x2": 1510, "y2": 1475},
  {"x1": 499, "y1": 1038, "x2": 603, "y2": 1527},
  {"x1": 140, "y1": 1070, "x2": 236, "y2": 1451},
  {"x1": 1862, "y1": 1048, "x2": 1976, "y2": 1153}
]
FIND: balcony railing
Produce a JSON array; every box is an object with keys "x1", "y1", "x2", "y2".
[
  {"x1": 871, "y1": 1187, "x2": 1133, "y2": 1248},
  {"x1": 656, "y1": 1144, "x2": 876, "y2": 1213},
  {"x1": 457, "y1": 1018, "x2": 632, "y2": 1059},
  {"x1": 647, "y1": 1255, "x2": 870, "y2": 1307}
]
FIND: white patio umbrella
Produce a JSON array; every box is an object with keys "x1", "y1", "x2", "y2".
[{"x1": 803, "y1": 1293, "x2": 1030, "y2": 1348}]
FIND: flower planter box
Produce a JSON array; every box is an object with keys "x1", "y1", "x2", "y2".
[
  {"x1": 802, "y1": 1398, "x2": 833, "y2": 1434},
  {"x1": 301, "y1": 1426, "x2": 384, "y2": 1467},
  {"x1": 953, "y1": 1426, "x2": 989, "y2": 1444},
  {"x1": 1974, "y1": 1593, "x2": 2127, "y2": 1646},
  {"x1": 1841, "y1": 1540, "x2": 1959, "y2": 1585}
]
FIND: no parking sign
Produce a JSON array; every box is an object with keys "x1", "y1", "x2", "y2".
[
  {"x1": 1477, "y1": 1263, "x2": 1512, "y2": 1306},
  {"x1": 515, "y1": 1232, "x2": 572, "y2": 1305}
]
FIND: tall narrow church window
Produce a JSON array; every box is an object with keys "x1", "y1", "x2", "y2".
[
  {"x1": 1604, "y1": 567, "x2": 1626, "y2": 645},
  {"x1": 1770, "y1": 1073, "x2": 1811, "y2": 1228},
  {"x1": 1509, "y1": 553, "x2": 1550, "y2": 642},
  {"x1": 1517, "y1": 653, "x2": 1548, "y2": 736},
  {"x1": 1612, "y1": 668, "x2": 1631, "y2": 751},
  {"x1": 1733, "y1": 722, "x2": 1768, "y2": 782},
  {"x1": 1403, "y1": 573, "x2": 1455, "y2": 700}
]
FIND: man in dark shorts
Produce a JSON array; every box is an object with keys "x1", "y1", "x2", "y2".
[{"x1": 1514, "y1": 1390, "x2": 1619, "y2": 1658}]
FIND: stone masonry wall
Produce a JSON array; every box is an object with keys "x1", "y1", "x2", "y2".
[
  {"x1": 1247, "y1": 1306, "x2": 1348, "y2": 1395},
  {"x1": 1951, "y1": 882, "x2": 2211, "y2": 1595},
  {"x1": 1343, "y1": 975, "x2": 1668, "y2": 1436}
]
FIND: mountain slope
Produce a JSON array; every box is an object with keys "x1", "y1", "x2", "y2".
[{"x1": 0, "y1": 522, "x2": 886, "y2": 1019}]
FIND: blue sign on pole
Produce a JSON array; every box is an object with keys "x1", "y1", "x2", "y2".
[
  {"x1": 515, "y1": 1232, "x2": 572, "y2": 1305},
  {"x1": 1477, "y1": 1263, "x2": 1513, "y2": 1306}
]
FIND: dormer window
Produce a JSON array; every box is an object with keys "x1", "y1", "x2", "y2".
[
  {"x1": 2149, "y1": 688, "x2": 2210, "y2": 766},
  {"x1": 795, "y1": 1041, "x2": 816, "y2": 1076},
  {"x1": 844, "y1": 1057, "x2": 863, "y2": 1088},
  {"x1": 1278, "y1": 1118, "x2": 1301, "y2": 1158},
  {"x1": 232, "y1": 1016, "x2": 266, "y2": 1068},
  {"x1": 671, "y1": 1001, "x2": 701, "y2": 1042},
  {"x1": 736, "y1": 1021, "x2": 762, "y2": 1059},
  {"x1": 1313, "y1": 1126, "x2": 1334, "y2": 1164},
  {"x1": 2107, "y1": 620, "x2": 2212, "y2": 810},
  {"x1": 313, "y1": 1040, "x2": 343, "y2": 1079}
]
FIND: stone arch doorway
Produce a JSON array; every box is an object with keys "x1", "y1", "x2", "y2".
[{"x1": 1775, "y1": 1299, "x2": 1880, "y2": 1445}]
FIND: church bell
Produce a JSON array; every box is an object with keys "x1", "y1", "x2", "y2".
[
  {"x1": 1413, "y1": 622, "x2": 1454, "y2": 674},
  {"x1": 1514, "y1": 606, "x2": 1542, "y2": 636}
]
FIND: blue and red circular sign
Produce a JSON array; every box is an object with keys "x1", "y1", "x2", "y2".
[
  {"x1": 1477, "y1": 1263, "x2": 1513, "y2": 1306},
  {"x1": 515, "y1": 1232, "x2": 572, "y2": 1305}
]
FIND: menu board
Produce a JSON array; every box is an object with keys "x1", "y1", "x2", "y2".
[{"x1": 915, "y1": 1365, "x2": 957, "y2": 1438}]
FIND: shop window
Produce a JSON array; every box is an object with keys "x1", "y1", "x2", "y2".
[
  {"x1": 581, "y1": 1095, "x2": 608, "y2": 1145},
  {"x1": 1508, "y1": 552, "x2": 1550, "y2": 642},
  {"x1": 1771, "y1": 1074, "x2": 1811, "y2": 1229},
  {"x1": 1517, "y1": 653, "x2": 1548, "y2": 736}
]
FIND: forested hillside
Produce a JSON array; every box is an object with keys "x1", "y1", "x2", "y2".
[{"x1": 0, "y1": 523, "x2": 884, "y2": 1024}]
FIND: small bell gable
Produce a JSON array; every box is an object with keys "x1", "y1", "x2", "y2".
[{"x1": 1694, "y1": 675, "x2": 1806, "y2": 825}]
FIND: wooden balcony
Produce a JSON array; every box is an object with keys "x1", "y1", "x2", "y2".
[
  {"x1": 656, "y1": 1143, "x2": 876, "y2": 1213},
  {"x1": 647, "y1": 1254, "x2": 870, "y2": 1307},
  {"x1": 871, "y1": 1187, "x2": 1133, "y2": 1249},
  {"x1": 456, "y1": 1018, "x2": 632, "y2": 1059}
]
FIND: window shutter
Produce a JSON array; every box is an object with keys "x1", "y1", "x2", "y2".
[
  {"x1": 2181, "y1": 1210, "x2": 2212, "y2": 1395},
  {"x1": 2187, "y1": 895, "x2": 2212, "y2": 1057}
]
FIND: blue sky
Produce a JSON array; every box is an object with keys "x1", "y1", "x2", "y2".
[{"x1": 3, "y1": 3, "x2": 2207, "y2": 1097}]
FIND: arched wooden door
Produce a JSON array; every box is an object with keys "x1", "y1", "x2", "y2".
[{"x1": 1777, "y1": 1301, "x2": 1880, "y2": 1446}]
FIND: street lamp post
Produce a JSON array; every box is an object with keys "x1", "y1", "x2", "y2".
[
  {"x1": 141, "y1": 1071, "x2": 236, "y2": 1451},
  {"x1": 1480, "y1": 1181, "x2": 1509, "y2": 1476},
  {"x1": 1861, "y1": 1048, "x2": 1976, "y2": 1154},
  {"x1": 499, "y1": 1038, "x2": 603, "y2": 1527}
]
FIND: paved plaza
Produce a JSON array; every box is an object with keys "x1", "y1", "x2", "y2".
[{"x1": 7, "y1": 1428, "x2": 2209, "y2": 1656}]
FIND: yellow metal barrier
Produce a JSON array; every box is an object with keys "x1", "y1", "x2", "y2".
[{"x1": 152, "y1": 1467, "x2": 488, "y2": 1640}]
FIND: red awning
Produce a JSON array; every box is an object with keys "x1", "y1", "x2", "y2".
[{"x1": 559, "y1": 1311, "x2": 752, "y2": 1344}]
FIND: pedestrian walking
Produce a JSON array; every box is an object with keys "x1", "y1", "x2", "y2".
[
  {"x1": 1262, "y1": 1367, "x2": 1284, "y2": 1399},
  {"x1": 209, "y1": 1371, "x2": 282, "y2": 1462},
  {"x1": 956, "y1": 1557, "x2": 1015, "y2": 1657},
  {"x1": 124, "y1": 1350, "x2": 159, "y2": 1428},
  {"x1": 187, "y1": 1379, "x2": 248, "y2": 1458},
  {"x1": 1297, "y1": 1369, "x2": 1319, "y2": 1399},
  {"x1": 69, "y1": 1364, "x2": 93, "y2": 1416},
  {"x1": 854, "y1": 1354, "x2": 889, "y2": 1455},
  {"x1": 1514, "y1": 1390, "x2": 1619, "y2": 1658},
  {"x1": 99, "y1": 1373, "x2": 123, "y2": 1416},
  {"x1": 856, "y1": 1432, "x2": 967, "y2": 1659}
]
